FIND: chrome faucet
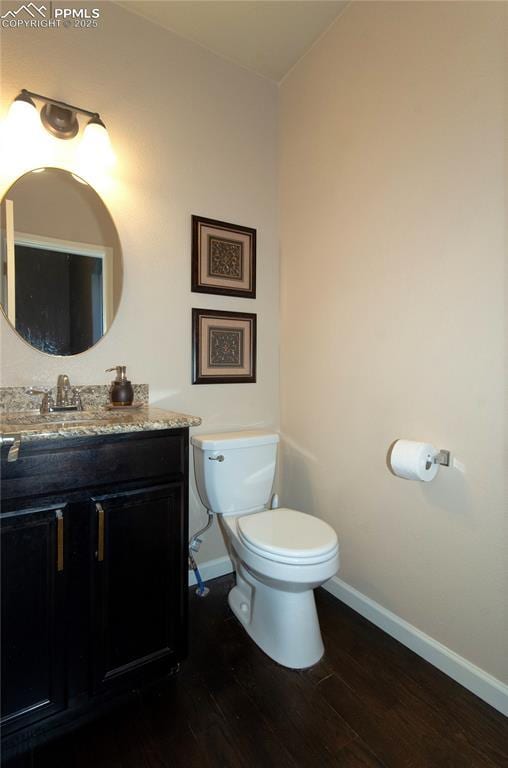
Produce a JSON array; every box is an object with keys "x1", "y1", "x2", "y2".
[
  {"x1": 26, "y1": 375, "x2": 83, "y2": 414},
  {"x1": 56, "y1": 374, "x2": 71, "y2": 408}
]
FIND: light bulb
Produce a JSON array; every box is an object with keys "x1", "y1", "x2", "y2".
[
  {"x1": 1, "y1": 93, "x2": 51, "y2": 174},
  {"x1": 6, "y1": 96, "x2": 39, "y2": 132},
  {"x1": 77, "y1": 117, "x2": 116, "y2": 171}
]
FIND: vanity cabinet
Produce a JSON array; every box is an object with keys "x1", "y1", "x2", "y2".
[{"x1": 1, "y1": 429, "x2": 189, "y2": 757}]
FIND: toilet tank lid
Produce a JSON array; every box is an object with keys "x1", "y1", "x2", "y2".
[{"x1": 191, "y1": 430, "x2": 279, "y2": 451}]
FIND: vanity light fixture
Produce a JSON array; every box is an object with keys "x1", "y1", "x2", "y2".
[
  {"x1": 7, "y1": 89, "x2": 115, "y2": 167},
  {"x1": 10, "y1": 89, "x2": 107, "y2": 140}
]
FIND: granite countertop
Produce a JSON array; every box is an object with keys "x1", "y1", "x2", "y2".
[{"x1": 0, "y1": 406, "x2": 202, "y2": 444}]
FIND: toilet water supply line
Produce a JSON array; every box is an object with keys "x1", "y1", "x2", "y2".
[{"x1": 188, "y1": 509, "x2": 214, "y2": 597}]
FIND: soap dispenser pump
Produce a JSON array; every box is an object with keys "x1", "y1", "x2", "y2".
[{"x1": 106, "y1": 366, "x2": 134, "y2": 406}]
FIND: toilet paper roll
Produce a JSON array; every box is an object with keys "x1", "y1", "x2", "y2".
[{"x1": 390, "y1": 440, "x2": 439, "y2": 482}]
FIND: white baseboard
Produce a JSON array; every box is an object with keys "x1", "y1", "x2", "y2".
[
  {"x1": 323, "y1": 576, "x2": 508, "y2": 717},
  {"x1": 188, "y1": 554, "x2": 234, "y2": 587}
]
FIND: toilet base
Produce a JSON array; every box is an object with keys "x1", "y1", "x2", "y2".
[{"x1": 228, "y1": 564, "x2": 324, "y2": 669}]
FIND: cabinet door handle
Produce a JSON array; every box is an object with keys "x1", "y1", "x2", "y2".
[
  {"x1": 56, "y1": 510, "x2": 64, "y2": 572},
  {"x1": 96, "y1": 502, "x2": 105, "y2": 562}
]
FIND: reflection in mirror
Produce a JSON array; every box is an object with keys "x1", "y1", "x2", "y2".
[{"x1": 0, "y1": 168, "x2": 122, "y2": 356}]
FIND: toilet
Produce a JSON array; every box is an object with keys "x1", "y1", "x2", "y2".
[{"x1": 191, "y1": 430, "x2": 339, "y2": 669}]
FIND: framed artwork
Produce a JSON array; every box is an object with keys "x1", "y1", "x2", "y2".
[
  {"x1": 191, "y1": 215, "x2": 256, "y2": 298},
  {"x1": 192, "y1": 308, "x2": 257, "y2": 384}
]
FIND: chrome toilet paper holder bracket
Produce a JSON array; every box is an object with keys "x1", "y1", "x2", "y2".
[{"x1": 426, "y1": 449, "x2": 450, "y2": 470}]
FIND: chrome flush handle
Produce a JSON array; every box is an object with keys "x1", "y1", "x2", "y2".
[{"x1": 208, "y1": 455, "x2": 225, "y2": 462}]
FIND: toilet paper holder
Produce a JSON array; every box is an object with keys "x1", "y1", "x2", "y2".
[{"x1": 426, "y1": 449, "x2": 450, "y2": 470}]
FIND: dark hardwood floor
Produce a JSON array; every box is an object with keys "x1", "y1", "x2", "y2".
[{"x1": 5, "y1": 574, "x2": 508, "y2": 768}]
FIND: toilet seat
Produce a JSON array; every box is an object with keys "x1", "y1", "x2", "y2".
[{"x1": 237, "y1": 508, "x2": 338, "y2": 566}]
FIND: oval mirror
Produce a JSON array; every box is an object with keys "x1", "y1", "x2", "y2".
[{"x1": 0, "y1": 167, "x2": 122, "y2": 356}]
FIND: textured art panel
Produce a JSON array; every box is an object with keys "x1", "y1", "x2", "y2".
[
  {"x1": 192, "y1": 309, "x2": 256, "y2": 384},
  {"x1": 192, "y1": 216, "x2": 256, "y2": 298}
]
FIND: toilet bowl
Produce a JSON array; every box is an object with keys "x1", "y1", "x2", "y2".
[{"x1": 191, "y1": 430, "x2": 339, "y2": 668}]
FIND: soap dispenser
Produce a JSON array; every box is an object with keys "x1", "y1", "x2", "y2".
[{"x1": 106, "y1": 366, "x2": 134, "y2": 406}]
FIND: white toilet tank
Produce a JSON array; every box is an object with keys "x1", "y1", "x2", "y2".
[{"x1": 191, "y1": 430, "x2": 279, "y2": 516}]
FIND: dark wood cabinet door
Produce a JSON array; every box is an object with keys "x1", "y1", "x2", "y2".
[
  {"x1": 91, "y1": 483, "x2": 186, "y2": 693},
  {"x1": 1, "y1": 505, "x2": 67, "y2": 735}
]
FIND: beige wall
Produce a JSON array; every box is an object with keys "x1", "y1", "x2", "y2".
[
  {"x1": 0, "y1": 2, "x2": 279, "y2": 564},
  {"x1": 280, "y1": 2, "x2": 507, "y2": 682}
]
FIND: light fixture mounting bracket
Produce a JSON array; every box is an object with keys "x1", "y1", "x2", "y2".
[{"x1": 40, "y1": 102, "x2": 79, "y2": 139}]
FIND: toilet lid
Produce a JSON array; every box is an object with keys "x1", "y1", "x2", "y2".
[{"x1": 237, "y1": 508, "x2": 338, "y2": 562}]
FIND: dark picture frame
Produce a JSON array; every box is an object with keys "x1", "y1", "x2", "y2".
[
  {"x1": 191, "y1": 215, "x2": 256, "y2": 299},
  {"x1": 192, "y1": 308, "x2": 257, "y2": 384}
]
